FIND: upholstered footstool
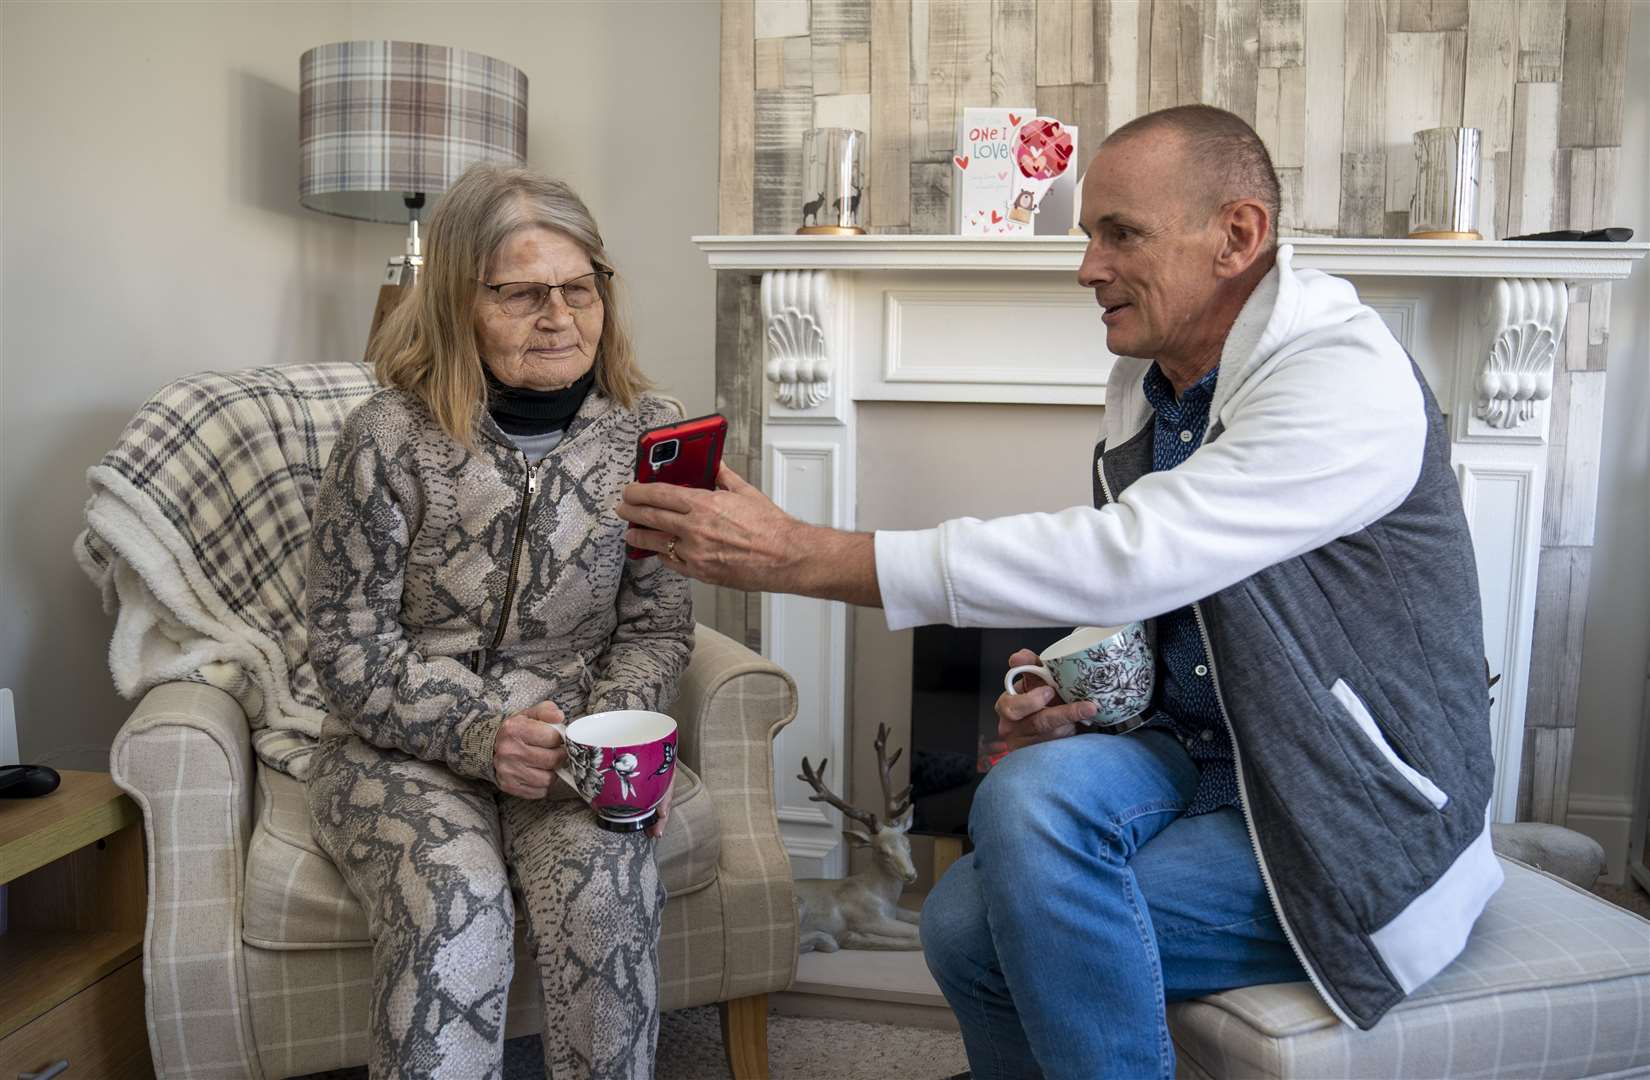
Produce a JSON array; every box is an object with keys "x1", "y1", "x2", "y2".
[{"x1": 1169, "y1": 858, "x2": 1650, "y2": 1078}]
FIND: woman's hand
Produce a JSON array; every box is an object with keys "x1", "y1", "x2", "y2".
[
  {"x1": 995, "y1": 649, "x2": 1097, "y2": 751},
  {"x1": 647, "y1": 781, "x2": 675, "y2": 839},
  {"x1": 493, "y1": 701, "x2": 567, "y2": 799}
]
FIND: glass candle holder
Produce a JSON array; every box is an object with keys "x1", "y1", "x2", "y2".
[
  {"x1": 1409, "y1": 126, "x2": 1483, "y2": 240},
  {"x1": 798, "y1": 127, "x2": 866, "y2": 235}
]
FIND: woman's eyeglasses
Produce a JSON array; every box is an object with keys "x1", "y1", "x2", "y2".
[{"x1": 481, "y1": 270, "x2": 612, "y2": 316}]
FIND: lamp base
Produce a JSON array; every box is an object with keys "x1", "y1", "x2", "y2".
[
  {"x1": 365, "y1": 254, "x2": 422, "y2": 362},
  {"x1": 796, "y1": 225, "x2": 866, "y2": 235}
]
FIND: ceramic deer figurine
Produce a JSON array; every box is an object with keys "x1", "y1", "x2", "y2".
[{"x1": 793, "y1": 724, "x2": 924, "y2": 953}]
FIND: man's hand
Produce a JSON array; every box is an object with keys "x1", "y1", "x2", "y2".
[
  {"x1": 493, "y1": 701, "x2": 567, "y2": 799},
  {"x1": 995, "y1": 649, "x2": 1098, "y2": 751},
  {"x1": 618, "y1": 464, "x2": 881, "y2": 606},
  {"x1": 617, "y1": 464, "x2": 797, "y2": 589}
]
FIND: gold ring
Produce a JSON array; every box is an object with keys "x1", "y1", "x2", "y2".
[{"x1": 666, "y1": 536, "x2": 679, "y2": 561}]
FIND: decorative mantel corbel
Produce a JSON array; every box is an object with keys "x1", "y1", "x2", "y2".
[
  {"x1": 761, "y1": 269, "x2": 837, "y2": 411},
  {"x1": 1475, "y1": 278, "x2": 1567, "y2": 430}
]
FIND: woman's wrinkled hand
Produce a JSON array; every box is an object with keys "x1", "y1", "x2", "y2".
[
  {"x1": 994, "y1": 648, "x2": 1098, "y2": 752},
  {"x1": 646, "y1": 781, "x2": 675, "y2": 839},
  {"x1": 493, "y1": 701, "x2": 567, "y2": 799}
]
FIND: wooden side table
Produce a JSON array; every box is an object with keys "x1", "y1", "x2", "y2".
[{"x1": 0, "y1": 771, "x2": 152, "y2": 1079}]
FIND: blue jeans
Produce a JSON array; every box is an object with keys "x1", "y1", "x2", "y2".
[{"x1": 921, "y1": 729, "x2": 1304, "y2": 1079}]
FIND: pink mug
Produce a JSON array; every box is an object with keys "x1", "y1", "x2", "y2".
[{"x1": 552, "y1": 710, "x2": 678, "y2": 833}]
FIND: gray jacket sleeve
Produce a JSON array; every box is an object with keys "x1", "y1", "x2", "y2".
[
  {"x1": 305, "y1": 408, "x2": 504, "y2": 781},
  {"x1": 586, "y1": 550, "x2": 694, "y2": 716}
]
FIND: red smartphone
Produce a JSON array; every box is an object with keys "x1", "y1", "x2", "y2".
[{"x1": 628, "y1": 413, "x2": 729, "y2": 559}]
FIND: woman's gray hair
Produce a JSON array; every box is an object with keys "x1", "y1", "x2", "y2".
[{"x1": 370, "y1": 162, "x2": 649, "y2": 446}]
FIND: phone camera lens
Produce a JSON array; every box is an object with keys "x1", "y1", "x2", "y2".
[{"x1": 650, "y1": 440, "x2": 680, "y2": 468}]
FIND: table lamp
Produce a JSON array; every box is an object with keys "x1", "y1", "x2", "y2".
[{"x1": 299, "y1": 40, "x2": 529, "y2": 356}]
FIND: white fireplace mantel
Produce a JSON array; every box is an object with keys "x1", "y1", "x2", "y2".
[
  {"x1": 697, "y1": 234, "x2": 1650, "y2": 280},
  {"x1": 695, "y1": 234, "x2": 1648, "y2": 878}
]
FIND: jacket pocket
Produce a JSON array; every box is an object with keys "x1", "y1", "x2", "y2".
[{"x1": 1330, "y1": 678, "x2": 1449, "y2": 810}]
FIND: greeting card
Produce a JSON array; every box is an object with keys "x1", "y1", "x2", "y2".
[{"x1": 953, "y1": 108, "x2": 1079, "y2": 237}]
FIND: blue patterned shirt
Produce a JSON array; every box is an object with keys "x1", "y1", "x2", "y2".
[{"x1": 1138, "y1": 363, "x2": 1239, "y2": 817}]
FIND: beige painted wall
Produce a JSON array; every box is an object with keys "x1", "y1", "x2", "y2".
[{"x1": 0, "y1": 1, "x2": 721, "y2": 768}]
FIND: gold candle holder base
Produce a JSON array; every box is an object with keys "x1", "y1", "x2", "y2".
[
  {"x1": 1408, "y1": 229, "x2": 1483, "y2": 240},
  {"x1": 797, "y1": 225, "x2": 866, "y2": 235}
]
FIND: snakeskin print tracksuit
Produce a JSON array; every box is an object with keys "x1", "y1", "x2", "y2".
[{"x1": 303, "y1": 387, "x2": 693, "y2": 1080}]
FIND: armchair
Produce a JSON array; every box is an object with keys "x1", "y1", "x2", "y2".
[{"x1": 111, "y1": 627, "x2": 798, "y2": 1079}]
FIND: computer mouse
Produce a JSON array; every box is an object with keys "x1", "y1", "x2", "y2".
[{"x1": 0, "y1": 763, "x2": 61, "y2": 798}]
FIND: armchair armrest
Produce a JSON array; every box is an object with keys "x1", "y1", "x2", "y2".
[
  {"x1": 672, "y1": 624, "x2": 801, "y2": 997},
  {"x1": 109, "y1": 681, "x2": 264, "y2": 1080},
  {"x1": 674, "y1": 624, "x2": 798, "y2": 777}
]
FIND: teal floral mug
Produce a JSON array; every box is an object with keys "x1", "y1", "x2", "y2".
[{"x1": 1003, "y1": 622, "x2": 1155, "y2": 732}]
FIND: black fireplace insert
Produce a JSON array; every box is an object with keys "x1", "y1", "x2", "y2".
[{"x1": 908, "y1": 624, "x2": 1073, "y2": 838}]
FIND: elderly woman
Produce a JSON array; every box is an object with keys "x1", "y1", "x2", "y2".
[{"x1": 304, "y1": 162, "x2": 692, "y2": 1080}]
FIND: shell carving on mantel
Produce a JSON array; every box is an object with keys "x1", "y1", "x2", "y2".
[
  {"x1": 761, "y1": 270, "x2": 835, "y2": 410},
  {"x1": 1476, "y1": 278, "x2": 1566, "y2": 430}
]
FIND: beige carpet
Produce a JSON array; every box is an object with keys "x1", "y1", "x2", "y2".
[
  {"x1": 298, "y1": 1007, "x2": 969, "y2": 1079},
  {"x1": 656, "y1": 1006, "x2": 968, "y2": 1080}
]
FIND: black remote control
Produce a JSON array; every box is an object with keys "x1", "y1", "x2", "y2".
[{"x1": 0, "y1": 763, "x2": 61, "y2": 798}]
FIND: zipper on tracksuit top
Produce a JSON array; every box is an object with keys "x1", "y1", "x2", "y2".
[
  {"x1": 1095, "y1": 447, "x2": 1356, "y2": 1029},
  {"x1": 487, "y1": 450, "x2": 539, "y2": 659}
]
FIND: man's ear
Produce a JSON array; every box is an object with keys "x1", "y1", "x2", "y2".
[{"x1": 1214, "y1": 198, "x2": 1271, "y2": 279}]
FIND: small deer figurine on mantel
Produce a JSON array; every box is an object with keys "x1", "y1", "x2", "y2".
[{"x1": 793, "y1": 724, "x2": 924, "y2": 953}]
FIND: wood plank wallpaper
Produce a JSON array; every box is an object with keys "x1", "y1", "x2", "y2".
[
  {"x1": 713, "y1": 0, "x2": 1634, "y2": 825},
  {"x1": 719, "y1": 0, "x2": 1630, "y2": 241}
]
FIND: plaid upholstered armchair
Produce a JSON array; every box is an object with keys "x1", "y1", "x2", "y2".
[{"x1": 80, "y1": 364, "x2": 799, "y2": 1079}]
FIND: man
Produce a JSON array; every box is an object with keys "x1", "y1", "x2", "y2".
[{"x1": 619, "y1": 105, "x2": 1500, "y2": 1079}]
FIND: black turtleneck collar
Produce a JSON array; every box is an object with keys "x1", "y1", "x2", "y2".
[{"x1": 485, "y1": 368, "x2": 596, "y2": 437}]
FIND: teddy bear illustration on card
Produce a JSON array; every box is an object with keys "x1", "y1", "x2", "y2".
[{"x1": 1008, "y1": 188, "x2": 1037, "y2": 224}]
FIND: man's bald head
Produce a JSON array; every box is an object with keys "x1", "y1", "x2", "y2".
[{"x1": 1103, "y1": 105, "x2": 1280, "y2": 245}]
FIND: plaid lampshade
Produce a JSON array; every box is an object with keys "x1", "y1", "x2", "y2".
[{"x1": 299, "y1": 40, "x2": 528, "y2": 223}]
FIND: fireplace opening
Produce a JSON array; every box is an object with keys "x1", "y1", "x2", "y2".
[{"x1": 908, "y1": 625, "x2": 1074, "y2": 837}]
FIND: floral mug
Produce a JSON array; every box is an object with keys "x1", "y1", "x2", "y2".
[
  {"x1": 1003, "y1": 622, "x2": 1155, "y2": 732},
  {"x1": 551, "y1": 710, "x2": 678, "y2": 833}
]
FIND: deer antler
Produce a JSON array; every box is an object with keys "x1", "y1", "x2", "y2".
[
  {"x1": 873, "y1": 724, "x2": 913, "y2": 821},
  {"x1": 798, "y1": 757, "x2": 880, "y2": 833}
]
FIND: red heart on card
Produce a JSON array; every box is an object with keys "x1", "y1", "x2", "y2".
[
  {"x1": 998, "y1": 171, "x2": 1009, "y2": 180},
  {"x1": 990, "y1": 210, "x2": 1003, "y2": 224},
  {"x1": 1008, "y1": 113, "x2": 1022, "y2": 126},
  {"x1": 954, "y1": 155, "x2": 970, "y2": 170}
]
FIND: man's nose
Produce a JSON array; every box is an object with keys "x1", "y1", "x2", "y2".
[{"x1": 1077, "y1": 242, "x2": 1113, "y2": 288}]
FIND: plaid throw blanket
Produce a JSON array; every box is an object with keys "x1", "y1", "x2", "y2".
[{"x1": 76, "y1": 363, "x2": 379, "y2": 779}]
